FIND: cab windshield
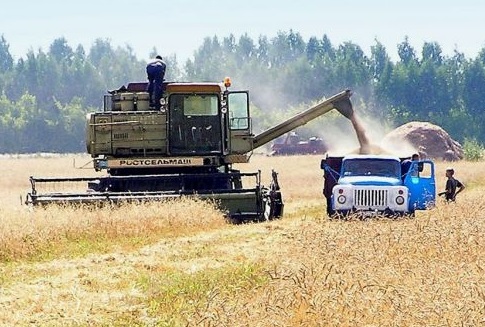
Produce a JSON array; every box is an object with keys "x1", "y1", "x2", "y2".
[{"x1": 169, "y1": 94, "x2": 222, "y2": 154}]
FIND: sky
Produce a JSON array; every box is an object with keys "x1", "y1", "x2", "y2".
[{"x1": 1, "y1": 0, "x2": 484, "y2": 64}]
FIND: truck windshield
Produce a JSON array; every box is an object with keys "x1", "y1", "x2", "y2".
[{"x1": 342, "y1": 159, "x2": 401, "y2": 178}]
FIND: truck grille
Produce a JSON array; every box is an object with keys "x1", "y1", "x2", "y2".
[{"x1": 354, "y1": 189, "x2": 388, "y2": 208}]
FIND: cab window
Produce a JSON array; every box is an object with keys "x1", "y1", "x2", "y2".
[{"x1": 228, "y1": 92, "x2": 249, "y2": 130}]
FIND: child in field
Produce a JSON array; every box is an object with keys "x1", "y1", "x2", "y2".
[{"x1": 438, "y1": 167, "x2": 465, "y2": 202}]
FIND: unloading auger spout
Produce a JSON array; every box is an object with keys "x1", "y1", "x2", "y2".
[{"x1": 252, "y1": 90, "x2": 353, "y2": 150}]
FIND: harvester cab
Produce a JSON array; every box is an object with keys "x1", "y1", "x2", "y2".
[{"x1": 26, "y1": 78, "x2": 353, "y2": 223}]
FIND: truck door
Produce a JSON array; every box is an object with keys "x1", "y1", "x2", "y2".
[
  {"x1": 227, "y1": 91, "x2": 252, "y2": 154},
  {"x1": 404, "y1": 160, "x2": 436, "y2": 211}
]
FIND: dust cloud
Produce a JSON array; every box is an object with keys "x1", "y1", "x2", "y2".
[
  {"x1": 235, "y1": 76, "x2": 416, "y2": 158},
  {"x1": 324, "y1": 111, "x2": 416, "y2": 157}
]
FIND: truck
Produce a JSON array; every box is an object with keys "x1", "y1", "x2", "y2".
[
  {"x1": 270, "y1": 132, "x2": 327, "y2": 156},
  {"x1": 321, "y1": 154, "x2": 436, "y2": 217},
  {"x1": 26, "y1": 78, "x2": 354, "y2": 223}
]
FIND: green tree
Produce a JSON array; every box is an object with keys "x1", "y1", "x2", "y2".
[
  {"x1": 462, "y1": 58, "x2": 485, "y2": 140},
  {"x1": 269, "y1": 31, "x2": 292, "y2": 67},
  {"x1": 185, "y1": 36, "x2": 224, "y2": 80},
  {"x1": 236, "y1": 34, "x2": 255, "y2": 67},
  {"x1": 321, "y1": 34, "x2": 336, "y2": 62},
  {"x1": 370, "y1": 39, "x2": 391, "y2": 81},
  {"x1": 0, "y1": 35, "x2": 14, "y2": 72},
  {"x1": 306, "y1": 36, "x2": 321, "y2": 63},
  {"x1": 445, "y1": 50, "x2": 466, "y2": 107},
  {"x1": 256, "y1": 35, "x2": 270, "y2": 67},
  {"x1": 334, "y1": 42, "x2": 371, "y2": 90},
  {"x1": 397, "y1": 36, "x2": 417, "y2": 65},
  {"x1": 421, "y1": 41, "x2": 443, "y2": 65},
  {"x1": 49, "y1": 37, "x2": 74, "y2": 63}
]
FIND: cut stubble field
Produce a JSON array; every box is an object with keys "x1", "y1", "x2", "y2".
[{"x1": 1, "y1": 154, "x2": 485, "y2": 326}]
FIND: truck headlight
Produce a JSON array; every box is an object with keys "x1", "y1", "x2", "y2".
[
  {"x1": 337, "y1": 195, "x2": 347, "y2": 204},
  {"x1": 395, "y1": 195, "x2": 405, "y2": 205}
]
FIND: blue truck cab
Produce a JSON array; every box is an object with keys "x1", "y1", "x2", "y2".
[{"x1": 321, "y1": 154, "x2": 436, "y2": 217}]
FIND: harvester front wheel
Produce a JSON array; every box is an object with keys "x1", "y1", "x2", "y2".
[
  {"x1": 263, "y1": 198, "x2": 273, "y2": 221},
  {"x1": 261, "y1": 191, "x2": 283, "y2": 222}
]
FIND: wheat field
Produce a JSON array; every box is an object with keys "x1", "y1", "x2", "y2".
[{"x1": 0, "y1": 154, "x2": 484, "y2": 326}]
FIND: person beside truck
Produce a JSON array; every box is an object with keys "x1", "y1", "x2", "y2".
[
  {"x1": 401, "y1": 153, "x2": 420, "y2": 181},
  {"x1": 439, "y1": 167, "x2": 465, "y2": 202}
]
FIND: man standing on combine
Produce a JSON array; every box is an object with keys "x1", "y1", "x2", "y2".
[{"x1": 146, "y1": 55, "x2": 166, "y2": 110}]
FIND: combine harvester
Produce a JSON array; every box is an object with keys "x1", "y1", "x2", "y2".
[
  {"x1": 26, "y1": 78, "x2": 353, "y2": 222},
  {"x1": 270, "y1": 132, "x2": 327, "y2": 156}
]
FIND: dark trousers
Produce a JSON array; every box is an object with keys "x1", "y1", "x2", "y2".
[
  {"x1": 147, "y1": 77, "x2": 163, "y2": 109},
  {"x1": 146, "y1": 64, "x2": 165, "y2": 109}
]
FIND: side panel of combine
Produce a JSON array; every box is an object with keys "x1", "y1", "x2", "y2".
[
  {"x1": 111, "y1": 112, "x2": 167, "y2": 156},
  {"x1": 89, "y1": 114, "x2": 112, "y2": 155},
  {"x1": 87, "y1": 112, "x2": 167, "y2": 157}
]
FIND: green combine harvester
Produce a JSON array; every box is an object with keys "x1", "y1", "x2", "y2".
[{"x1": 26, "y1": 78, "x2": 353, "y2": 222}]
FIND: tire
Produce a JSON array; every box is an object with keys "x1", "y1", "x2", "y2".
[
  {"x1": 262, "y1": 197, "x2": 273, "y2": 221},
  {"x1": 260, "y1": 191, "x2": 284, "y2": 222}
]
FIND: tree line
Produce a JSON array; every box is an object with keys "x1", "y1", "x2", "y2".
[{"x1": 0, "y1": 31, "x2": 485, "y2": 153}]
